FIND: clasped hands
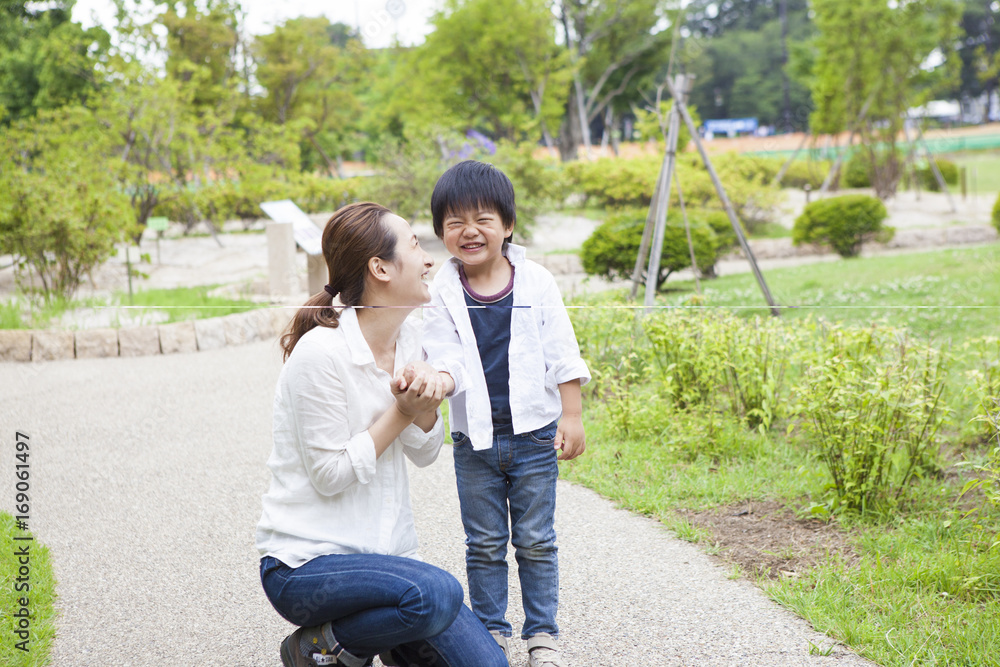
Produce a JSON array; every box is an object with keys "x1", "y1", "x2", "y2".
[{"x1": 391, "y1": 361, "x2": 454, "y2": 418}]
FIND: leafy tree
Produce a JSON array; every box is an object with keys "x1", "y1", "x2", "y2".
[
  {"x1": 160, "y1": 0, "x2": 242, "y2": 113},
  {"x1": 809, "y1": 0, "x2": 959, "y2": 199},
  {"x1": 683, "y1": 0, "x2": 814, "y2": 131},
  {"x1": 403, "y1": 0, "x2": 570, "y2": 144},
  {"x1": 0, "y1": 0, "x2": 110, "y2": 121},
  {"x1": 951, "y1": 1, "x2": 1000, "y2": 117},
  {"x1": 252, "y1": 17, "x2": 368, "y2": 175},
  {"x1": 555, "y1": 0, "x2": 675, "y2": 160},
  {"x1": 0, "y1": 107, "x2": 135, "y2": 299}
]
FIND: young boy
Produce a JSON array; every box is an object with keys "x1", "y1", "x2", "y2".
[{"x1": 423, "y1": 160, "x2": 590, "y2": 667}]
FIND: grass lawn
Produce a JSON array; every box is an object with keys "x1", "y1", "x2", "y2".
[
  {"x1": 0, "y1": 285, "x2": 264, "y2": 329},
  {"x1": 563, "y1": 242, "x2": 1000, "y2": 666},
  {"x1": 0, "y1": 512, "x2": 56, "y2": 667},
  {"x1": 657, "y1": 243, "x2": 1000, "y2": 343},
  {"x1": 950, "y1": 150, "x2": 1000, "y2": 195},
  {"x1": 121, "y1": 285, "x2": 262, "y2": 324}
]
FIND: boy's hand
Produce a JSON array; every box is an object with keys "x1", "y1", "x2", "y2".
[
  {"x1": 555, "y1": 414, "x2": 586, "y2": 461},
  {"x1": 392, "y1": 361, "x2": 454, "y2": 396}
]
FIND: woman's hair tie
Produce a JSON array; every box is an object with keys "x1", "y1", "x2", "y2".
[{"x1": 324, "y1": 284, "x2": 339, "y2": 298}]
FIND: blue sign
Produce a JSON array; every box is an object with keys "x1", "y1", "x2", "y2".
[{"x1": 704, "y1": 118, "x2": 759, "y2": 135}]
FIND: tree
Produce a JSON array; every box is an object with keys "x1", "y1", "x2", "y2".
[
  {"x1": 950, "y1": 1, "x2": 1000, "y2": 119},
  {"x1": 0, "y1": 107, "x2": 135, "y2": 300},
  {"x1": 252, "y1": 17, "x2": 368, "y2": 175},
  {"x1": 403, "y1": 0, "x2": 570, "y2": 144},
  {"x1": 160, "y1": 0, "x2": 242, "y2": 113},
  {"x1": 683, "y1": 0, "x2": 814, "y2": 131},
  {"x1": 809, "y1": 0, "x2": 959, "y2": 199},
  {"x1": 0, "y1": 0, "x2": 110, "y2": 121},
  {"x1": 556, "y1": 0, "x2": 675, "y2": 160}
]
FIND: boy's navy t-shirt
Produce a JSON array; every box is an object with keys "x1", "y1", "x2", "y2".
[{"x1": 459, "y1": 263, "x2": 515, "y2": 436}]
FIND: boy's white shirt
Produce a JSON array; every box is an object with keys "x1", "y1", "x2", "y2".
[{"x1": 423, "y1": 243, "x2": 591, "y2": 451}]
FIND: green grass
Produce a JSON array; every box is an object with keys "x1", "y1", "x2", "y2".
[
  {"x1": 564, "y1": 244, "x2": 1000, "y2": 666},
  {"x1": 0, "y1": 295, "x2": 99, "y2": 330},
  {"x1": 0, "y1": 512, "x2": 56, "y2": 667},
  {"x1": 950, "y1": 150, "x2": 1000, "y2": 194},
  {"x1": 747, "y1": 221, "x2": 792, "y2": 239},
  {"x1": 119, "y1": 285, "x2": 262, "y2": 324},
  {"x1": 0, "y1": 285, "x2": 264, "y2": 329},
  {"x1": 767, "y1": 516, "x2": 1000, "y2": 665},
  {"x1": 652, "y1": 243, "x2": 1000, "y2": 343}
]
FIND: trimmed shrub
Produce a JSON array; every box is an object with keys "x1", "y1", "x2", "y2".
[
  {"x1": 580, "y1": 208, "x2": 719, "y2": 290},
  {"x1": 916, "y1": 158, "x2": 959, "y2": 192},
  {"x1": 843, "y1": 152, "x2": 871, "y2": 188},
  {"x1": 563, "y1": 156, "x2": 661, "y2": 208},
  {"x1": 564, "y1": 154, "x2": 778, "y2": 233},
  {"x1": 792, "y1": 194, "x2": 894, "y2": 257},
  {"x1": 779, "y1": 158, "x2": 831, "y2": 190}
]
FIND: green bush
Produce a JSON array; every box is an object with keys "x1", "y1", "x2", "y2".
[
  {"x1": 796, "y1": 325, "x2": 949, "y2": 514},
  {"x1": 564, "y1": 154, "x2": 778, "y2": 232},
  {"x1": 563, "y1": 156, "x2": 661, "y2": 208},
  {"x1": 963, "y1": 336, "x2": 1000, "y2": 444},
  {"x1": 0, "y1": 107, "x2": 137, "y2": 301},
  {"x1": 643, "y1": 311, "x2": 788, "y2": 430},
  {"x1": 792, "y1": 194, "x2": 894, "y2": 257},
  {"x1": 779, "y1": 158, "x2": 832, "y2": 190},
  {"x1": 916, "y1": 158, "x2": 959, "y2": 191},
  {"x1": 580, "y1": 208, "x2": 719, "y2": 290},
  {"x1": 843, "y1": 152, "x2": 871, "y2": 188}
]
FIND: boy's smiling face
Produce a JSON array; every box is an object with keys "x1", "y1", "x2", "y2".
[{"x1": 441, "y1": 207, "x2": 513, "y2": 270}]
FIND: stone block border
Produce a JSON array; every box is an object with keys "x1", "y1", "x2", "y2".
[{"x1": 0, "y1": 308, "x2": 295, "y2": 363}]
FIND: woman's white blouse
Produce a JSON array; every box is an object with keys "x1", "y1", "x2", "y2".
[{"x1": 255, "y1": 308, "x2": 444, "y2": 568}]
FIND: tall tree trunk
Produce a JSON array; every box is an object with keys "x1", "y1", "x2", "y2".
[{"x1": 557, "y1": 92, "x2": 582, "y2": 161}]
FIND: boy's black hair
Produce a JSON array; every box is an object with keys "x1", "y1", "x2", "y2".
[{"x1": 431, "y1": 160, "x2": 516, "y2": 245}]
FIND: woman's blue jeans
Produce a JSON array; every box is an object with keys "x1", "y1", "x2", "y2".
[
  {"x1": 260, "y1": 553, "x2": 507, "y2": 667},
  {"x1": 452, "y1": 421, "x2": 560, "y2": 640}
]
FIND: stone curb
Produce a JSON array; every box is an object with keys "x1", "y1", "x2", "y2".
[{"x1": 0, "y1": 308, "x2": 295, "y2": 363}]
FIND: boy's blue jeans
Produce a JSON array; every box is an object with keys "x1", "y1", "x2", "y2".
[
  {"x1": 260, "y1": 553, "x2": 507, "y2": 667},
  {"x1": 452, "y1": 421, "x2": 560, "y2": 640}
]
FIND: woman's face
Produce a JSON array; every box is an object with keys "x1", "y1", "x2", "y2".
[{"x1": 383, "y1": 213, "x2": 435, "y2": 305}]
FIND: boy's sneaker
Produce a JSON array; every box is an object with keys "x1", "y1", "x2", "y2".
[
  {"x1": 527, "y1": 633, "x2": 564, "y2": 667},
  {"x1": 490, "y1": 630, "x2": 511, "y2": 663}
]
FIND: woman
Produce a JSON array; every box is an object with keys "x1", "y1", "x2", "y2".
[{"x1": 256, "y1": 202, "x2": 507, "y2": 667}]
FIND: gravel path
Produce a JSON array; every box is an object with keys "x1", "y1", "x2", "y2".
[{"x1": 1, "y1": 341, "x2": 874, "y2": 666}]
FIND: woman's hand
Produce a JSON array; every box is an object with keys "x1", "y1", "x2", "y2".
[{"x1": 393, "y1": 364, "x2": 448, "y2": 418}]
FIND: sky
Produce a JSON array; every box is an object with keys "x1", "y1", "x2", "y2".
[{"x1": 72, "y1": 0, "x2": 442, "y2": 49}]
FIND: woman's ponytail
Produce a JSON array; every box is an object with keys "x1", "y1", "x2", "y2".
[{"x1": 278, "y1": 202, "x2": 396, "y2": 361}]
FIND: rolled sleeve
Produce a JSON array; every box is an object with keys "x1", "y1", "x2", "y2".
[
  {"x1": 546, "y1": 357, "x2": 592, "y2": 388},
  {"x1": 538, "y1": 273, "x2": 591, "y2": 388},
  {"x1": 399, "y1": 410, "x2": 445, "y2": 468}
]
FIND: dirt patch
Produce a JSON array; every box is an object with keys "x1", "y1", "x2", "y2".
[{"x1": 677, "y1": 500, "x2": 858, "y2": 580}]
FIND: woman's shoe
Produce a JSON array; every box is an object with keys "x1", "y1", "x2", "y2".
[{"x1": 279, "y1": 623, "x2": 369, "y2": 667}]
